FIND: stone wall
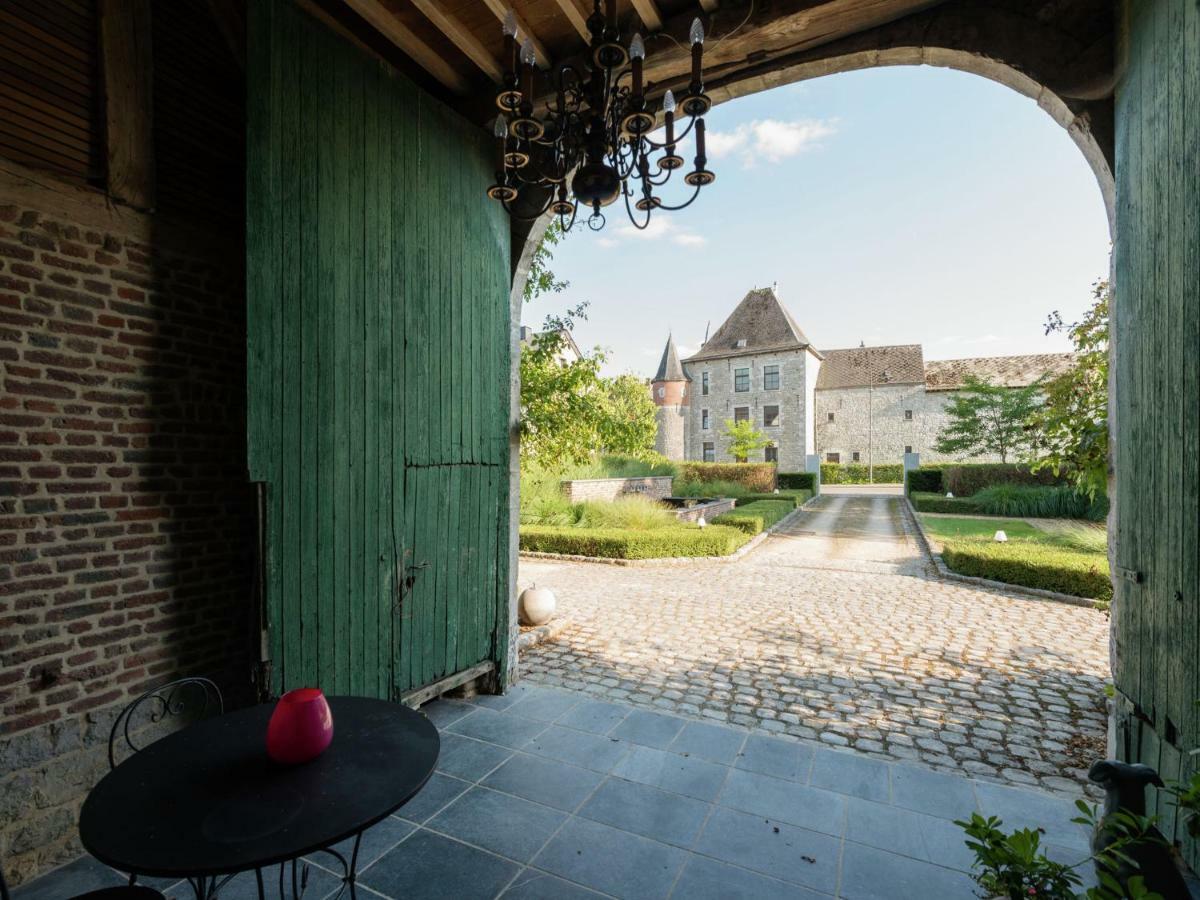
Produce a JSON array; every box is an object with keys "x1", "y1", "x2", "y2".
[
  {"x1": 0, "y1": 201, "x2": 252, "y2": 883},
  {"x1": 561, "y1": 476, "x2": 675, "y2": 503},
  {"x1": 654, "y1": 403, "x2": 686, "y2": 461},
  {"x1": 813, "y1": 384, "x2": 1005, "y2": 465},
  {"x1": 684, "y1": 348, "x2": 813, "y2": 471}
]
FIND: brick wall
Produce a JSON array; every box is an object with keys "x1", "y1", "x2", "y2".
[
  {"x1": 561, "y1": 476, "x2": 675, "y2": 503},
  {"x1": 0, "y1": 201, "x2": 252, "y2": 883}
]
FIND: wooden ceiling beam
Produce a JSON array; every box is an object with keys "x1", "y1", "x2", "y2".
[
  {"x1": 342, "y1": 0, "x2": 469, "y2": 92},
  {"x1": 547, "y1": 0, "x2": 591, "y2": 41},
  {"x1": 409, "y1": 0, "x2": 503, "y2": 81},
  {"x1": 629, "y1": 0, "x2": 662, "y2": 32},
  {"x1": 480, "y1": 0, "x2": 553, "y2": 67}
]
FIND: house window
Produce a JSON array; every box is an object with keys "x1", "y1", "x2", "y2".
[
  {"x1": 701, "y1": 409, "x2": 710, "y2": 430},
  {"x1": 657, "y1": 386, "x2": 664, "y2": 398},
  {"x1": 905, "y1": 445, "x2": 913, "y2": 454},
  {"x1": 701, "y1": 372, "x2": 709, "y2": 395},
  {"x1": 734, "y1": 368, "x2": 750, "y2": 392},
  {"x1": 702, "y1": 442, "x2": 715, "y2": 462},
  {"x1": 763, "y1": 365, "x2": 780, "y2": 390},
  {"x1": 826, "y1": 452, "x2": 840, "y2": 463},
  {"x1": 852, "y1": 451, "x2": 861, "y2": 462},
  {"x1": 763, "y1": 405, "x2": 780, "y2": 427},
  {"x1": 734, "y1": 406, "x2": 750, "y2": 423},
  {"x1": 765, "y1": 445, "x2": 778, "y2": 463},
  {"x1": 827, "y1": 412, "x2": 835, "y2": 423},
  {"x1": 904, "y1": 409, "x2": 913, "y2": 420}
]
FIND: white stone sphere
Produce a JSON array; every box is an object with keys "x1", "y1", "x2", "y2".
[{"x1": 519, "y1": 585, "x2": 557, "y2": 626}]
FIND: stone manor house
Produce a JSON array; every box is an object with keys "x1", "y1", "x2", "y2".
[{"x1": 652, "y1": 288, "x2": 1075, "y2": 471}]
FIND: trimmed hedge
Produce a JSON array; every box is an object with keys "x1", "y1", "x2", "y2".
[
  {"x1": 777, "y1": 472, "x2": 816, "y2": 491},
  {"x1": 910, "y1": 492, "x2": 984, "y2": 514},
  {"x1": 519, "y1": 524, "x2": 749, "y2": 559},
  {"x1": 678, "y1": 462, "x2": 776, "y2": 492},
  {"x1": 735, "y1": 489, "x2": 813, "y2": 508},
  {"x1": 905, "y1": 467, "x2": 944, "y2": 494},
  {"x1": 973, "y1": 484, "x2": 1108, "y2": 522},
  {"x1": 940, "y1": 541, "x2": 1112, "y2": 602},
  {"x1": 712, "y1": 500, "x2": 794, "y2": 535},
  {"x1": 941, "y1": 463, "x2": 1069, "y2": 497},
  {"x1": 821, "y1": 462, "x2": 904, "y2": 485}
]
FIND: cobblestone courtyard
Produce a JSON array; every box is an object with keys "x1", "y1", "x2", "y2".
[{"x1": 519, "y1": 495, "x2": 1112, "y2": 794}]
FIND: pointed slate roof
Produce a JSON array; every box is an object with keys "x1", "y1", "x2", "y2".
[
  {"x1": 683, "y1": 288, "x2": 821, "y2": 363},
  {"x1": 653, "y1": 334, "x2": 688, "y2": 382},
  {"x1": 816, "y1": 345, "x2": 926, "y2": 389}
]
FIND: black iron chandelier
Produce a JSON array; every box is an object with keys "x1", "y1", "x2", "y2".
[{"x1": 486, "y1": 1, "x2": 715, "y2": 232}]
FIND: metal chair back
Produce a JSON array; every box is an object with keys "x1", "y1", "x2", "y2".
[{"x1": 108, "y1": 677, "x2": 224, "y2": 770}]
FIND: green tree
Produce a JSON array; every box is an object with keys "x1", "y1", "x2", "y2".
[
  {"x1": 723, "y1": 419, "x2": 771, "y2": 463},
  {"x1": 933, "y1": 376, "x2": 1041, "y2": 463},
  {"x1": 1034, "y1": 280, "x2": 1109, "y2": 498},
  {"x1": 599, "y1": 373, "x2": 658, "y2": 457},
  {"x1": 523, "y1": 222, "x2": 569, "y2": 303}
]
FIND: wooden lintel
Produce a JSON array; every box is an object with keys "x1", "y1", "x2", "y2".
[
  {"x1": 410, "y1": 0, "x2": 503, "y2": 81},
  {"x1": 480, "y1": 0, "x2": 553, "y2": 68},
  {"x1": 205, "y1": 0, "x2": 247, "y2": 70},
  {"x1": 546, "y1": 0, "x2": 591, "y2": 42},
  {"x1": 99, "y1": 0, "x2": 155, "y2": 211},
  {"x1": 343, "y1": 0, "x2": 469, "y2": 93},
  {"x1": 629, "y1": 0, "x2": 663, "y2": 32}
]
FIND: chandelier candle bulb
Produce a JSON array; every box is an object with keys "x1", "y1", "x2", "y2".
[
  {"x1": 630, "y1": 33, "x2": 644, "y2": 97},
  {"x1": 690, "y1": 17, "x2": 705, "y2": 87},
  {"x1": 664, "y1": 89, "x2": 676, "y2": 146}
]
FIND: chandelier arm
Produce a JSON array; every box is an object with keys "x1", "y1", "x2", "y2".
[
  {"x1": 501, "y1": 189, "x2": 558, "y2": 221},
  {"x1": 653, "y1": 183, "x2": 703, "y2": 212},
  {"x1": 643, "y1": 116, "x2": 699, "y2": 151},
  {"x1": 621, "y1": 186, "x2": 654, "y2": 230},
  {"x1": 557, "y1": 201, "x2": 580, "y2": 233}
]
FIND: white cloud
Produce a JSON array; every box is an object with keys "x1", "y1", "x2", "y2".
[
  {"x1": 596, "y1": 237, "x2": 618, "y2": 248},
  {"x1": 610, "y1": 215, "x2": 706, "y2": 247},
  {"x1": 673, "y1": 233, "x2": 706, "y2": 247},
  {"x1": 705, "y1": 118, "x2": 836, "y2": 167}
]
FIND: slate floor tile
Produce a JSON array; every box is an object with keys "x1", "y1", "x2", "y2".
[
  {"x1": 734, "y1": 733, "x2": 813, "y2": 781},
  {"x1": 501, "y1": 868, "x2": 607, "y2": 899},
  {"x1": 693, "y1": 806, "x2": 841, "y2": 895},
  {"x1": 973, "y1": 781, "x2": 1092, "y2": 850},
  {"x1": 470, "y1": 684, "x2": 536, "y2": 711},
  {"x1": 428, "y1": 786, "x2": 566, "y2": 863},
  {"x1": 437, "y1": 732, "x2": 514, "y2": 782},
  {"x1": 668, "y1": 722, "x2": 747, "y2": 765},
  {"x1": 483, "y1": 752, "x2": 603, "y2": 811},
  {"x1": 359, "y1": 829, "x2": 519, "y2": 900},
  {"x1": 201, "y1": 865, "x2": 342, "y2": 900},
  {"x1": 533, "y1": 815, "x2": 688, "y2": 900},
  {"x1": 522, "y1": 724, "x2": 630, "y2": 773},
  {"x1": 396, "y1": 771, "x2": 472, "y2": 823},
  {"x1": 507, "y1": 688, "x2": 580, "y2": 723},
  {"x1": 579, "y1": 776, "x2": 711, "y2": 847},
  {"x1": 838, "y1": 840, "x2": 976, "y2": 900},
  {"x1": 843, "y1": 797, "x2": 930, "y2": 862},
  {"x1": 448, "y1": 707, "x2": 549, "y2": 750},
  {"x1": 809, "y1": 747, "x2": 890, "y2": 803},
  {"x1": 889, "y1": 764, "x2": 978, "y2": 819},
  {"x1": 672, "y1": 855, "x2": 832, "y2": 899},
  {"x1": 556, "y1": 698, "x2": 629, "y2": 735},
  {"x1": 613, "y1": 745, "x2": 729, "y2": 802},
  {"x1": 419, "y1": 698, "x2": 476, "y2": 728},
  {"x1": 309, "y1": 814, "x2": 415, "y2": 873},
  {"x1": 610, "y1": 709, "x2": 686, "y2": 749},
  {"x1": 11, "y1": 857, "x2": 123, "y2": 900},
  {"x1": 718, "y1": 767, "x2": 847, "y2": 837}
]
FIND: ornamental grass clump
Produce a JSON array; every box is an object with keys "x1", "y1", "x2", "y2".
[{"x1": 574, "y1": 496, "x2": 676, "y2": 530}]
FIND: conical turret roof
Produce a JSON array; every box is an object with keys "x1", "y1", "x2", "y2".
[{"x1": 653, "y1": 334, "x2": 688, "y2": 382}]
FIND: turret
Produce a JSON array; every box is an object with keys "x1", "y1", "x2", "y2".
[{"x1": 651, "y1": 335, "x2": 689, "y2": 460}]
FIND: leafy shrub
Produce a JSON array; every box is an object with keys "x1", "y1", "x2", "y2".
[
  {"x1": 905, "y1": 467, "x2": 944, "y2": 494},
  {"x1": 712, "y1": 500, "x2": 793, "y2": 535},
  {"x1": 941, "y1": 463, "x2": 1069, "y2": 497},
  {"x1": 910, "y1": 492, "x2": 984, "y2": 515},
  {"x1": 777, "y1": 472, "x2": 816, "y2": 491},
  {"x1": 973, "y1": 484, "x2": 1109, "y2": 522},
  {"x1": 940, "y1": 540, "x2": 1112, "y2": 601},
  {"x1": 671, "y1": 478, "x2": 752, "y2": 499},
  {"x1": 821, "y1": 463, "x2": 904, "y2": 484},
  {"x1": 677, "y1": 462, "x2": 776, "y2": 492},
  {"x1": 736, "y1": 490, "x2": 813, "y2": 508},
  {"x1": 519, "y1": 524, "x2": 749, "y2": 559},
  {"x1": 574, "y1": 496, "x2": 676, "y2": 530}
]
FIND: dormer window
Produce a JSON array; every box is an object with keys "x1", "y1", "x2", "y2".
[{"x1": 735, "y1": 339, "x2": 748, "y2": 349}]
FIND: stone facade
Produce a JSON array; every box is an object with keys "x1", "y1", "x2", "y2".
[{"x1": 561, "y1": 476, "x2": 675, "y2": 503}]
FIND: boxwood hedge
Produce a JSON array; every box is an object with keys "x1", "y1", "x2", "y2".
[
  {"x1": 735, "y1": 489, "x2": 813, "y2": 508},
  {"x1": 712, "y1": 500, "x2": 794, "y2": 535},
  {"x1": 519, "y1": 524, "x2": 749, "y2": 559},
  {"x1": 677, "y1": 462, "x2": 776, "y2": 492},
  {"x1": 940, "y1": 541, "x2": 1112, "y2": 602},
  {"x1": 777, "y1": 472, "x2": 816, "y2": 491},
  {"x1": 905, "y1": 467, "x2": 944, "y2": 494},
  {"x1": 909, "y1": 492, "x2": 984, "y2": 514},
  {"x1": 821, "y1": 462, "x2": 904, "y2": 485}
]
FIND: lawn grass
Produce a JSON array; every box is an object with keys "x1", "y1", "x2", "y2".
[{"x1": 919, "y1": 513, "x2": 1111, "y2": 603}]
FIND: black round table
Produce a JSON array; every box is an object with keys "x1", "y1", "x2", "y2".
[{"x1": 80, "y1": 696, "x2": 439, "y2": 900}]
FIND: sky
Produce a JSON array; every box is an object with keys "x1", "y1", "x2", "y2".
[{"x1": 521, "y1": 65, "x2": 1113, "y2": 378}]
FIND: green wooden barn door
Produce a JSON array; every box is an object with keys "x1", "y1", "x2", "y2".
[{"x1": 246, "y1": 0, "x2": 511, "y2": 700}]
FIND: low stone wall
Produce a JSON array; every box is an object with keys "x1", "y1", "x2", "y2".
[
  {"x1": 561, "y1": 476, "x2": 674, "y2": 503},
  {"x1": 674, "y1": 498, "x2": 736, "y2": 522}
]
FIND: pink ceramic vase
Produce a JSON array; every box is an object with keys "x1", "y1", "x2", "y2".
[{"x1": 266, "y1": 688, "x2": 334, "y2": 765}]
